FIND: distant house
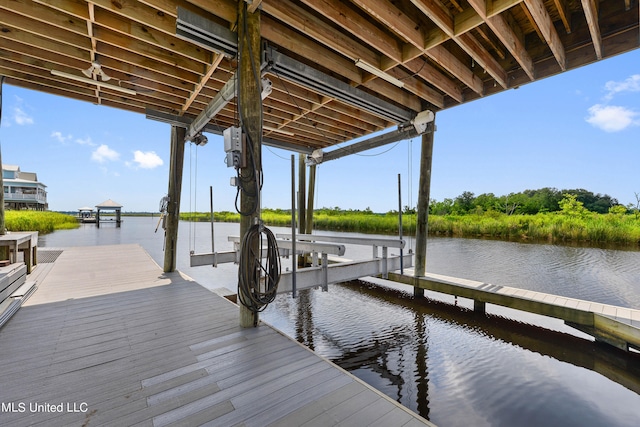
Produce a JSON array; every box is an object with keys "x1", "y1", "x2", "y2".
[{"x1": 2, "y1": 164, "x2": 48, "y2": 211}]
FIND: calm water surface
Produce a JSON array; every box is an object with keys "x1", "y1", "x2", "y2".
[{"x1": 39, "y1": 217, "x2": 640, "y2": 426}]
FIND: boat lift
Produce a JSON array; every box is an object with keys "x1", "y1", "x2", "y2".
[{"x1": 190, "y1": 234, "x2": 412, "y2": 294}]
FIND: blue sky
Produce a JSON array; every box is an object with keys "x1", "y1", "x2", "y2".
[{"x1": 1, "y1": 49, "x2": 638, "y2": 213}]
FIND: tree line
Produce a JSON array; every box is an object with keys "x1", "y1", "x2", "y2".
[{"x1": 426, "y1": 188, "x2": 639, "y2": 216}]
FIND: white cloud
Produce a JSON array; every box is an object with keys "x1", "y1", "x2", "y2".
[
  {"x1": 604, "y1": 74, "x2": 640, "y2": 100},
  {"x1": 585, "y1": 104, "x2": 640, "y2": 132},
  {"x1": 10, "y1": 95, "x2": 34, "y2": 125},
  {"x1": 132, "y1": 150, "x2": 163, "y2": 169},
  {"x1": 75, "y1": 136, "x2": 96, "y2": 146},
  {"x1": 51, "y1": 131, "x2": 72, "y2": 143},
  {"x1": 13, "y1": 106, "x2": 34, "y2": 125},
  {"x1": 91, "y1": 144, "x2": 120, "y2": 163}
]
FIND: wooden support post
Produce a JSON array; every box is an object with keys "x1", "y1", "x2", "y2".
[
  {"x1": 414, "y1": 118, "x2": 435, "y2": 297},
  {"x1": 298, "y1": 153, "x2": 306, "y2": 235},
  {"x1": 0, "y1": 77, "x2": 6, "y2": 241},
  {"x1": 474, "y1": 299, "x2": 486, "y2": 313},
  {"x1": 238, "y1": 2, "x2": 261, "y2": 327},
  {"x1": 163, "y1": 125, "x2": 186, "y2": 273},
  {"x1": 305, "y1": 164, "x2": 316, "y2": 234}
]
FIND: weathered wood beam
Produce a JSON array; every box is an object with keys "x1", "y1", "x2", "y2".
[
  {"x1": 261, "y1": 16, "x2": 361, "y2": 84},
  {"x1": 468, "y1": 0, "x2": 535, "y2": 80},
  {"x1": 580, "y1": 0, "x2": 603, "y2": 59},
  {"x1": 523, "y1": 0, "x2": 567, "y2": 70},
  {"x1": 404, "y1": 58, "x2": 464, "y2": 102},
  {"x1": 351, "y1": 0, "x2": 424, "y2": 51},
  {"x1": 264, "y1": 0, "x2": 379, "y2": 67},
  {"x1": 356, "y1": 0, "x2": 482, "y2": 97},
  {"x1": 247, "y1": 0, "x2": 263, "y2": 14},
  {"x1": 0, "y1": 4, "x2": 206, "y2": 91},
  {"x1": 181, "y1": 54, "x2": 223, "y2": 114},
  {"x1": 409, "y1": 0, "x2": 509, "y2": 88},
  {"x1": 302, "y1": 0, "x2": 447, "y2": 107},
  {"x1": 237, "y1": 1, "x2": 261, "y2": 328},
  {"x1": 301, "y1": 0, "x2": 403, "y2": 64},
  {"x1": 551, "y1": 0, "x2": 572, "y2": 33},
  {"x1": 164, "y1": 125, "x2": 186, "y2": 273},
  {"x1": 427, "y1": 45, "x2": 484, "y2": 95}
]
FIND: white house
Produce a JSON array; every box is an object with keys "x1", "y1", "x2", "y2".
[{"x1": 2, "y1": 164, "x2": 48, "y2": 211}]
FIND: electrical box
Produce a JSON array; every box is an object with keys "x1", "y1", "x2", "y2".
[
  {"x1": 224, "y1": 126, "x2": 242, "y2": 153},
  {"x1": 223, "y1": 126, "x2": 245, "y2": 168}
]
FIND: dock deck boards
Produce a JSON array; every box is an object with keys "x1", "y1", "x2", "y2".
[
  {"x1": 0, "y1": 244, "x2": 432, "y2": 426},
  {"x1": 389, "y1": 269, "x2": 640, "y2": 351}
]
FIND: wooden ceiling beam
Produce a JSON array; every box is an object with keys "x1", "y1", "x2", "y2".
[
  {"x1": 261, "y1": 16, "x2": 362, "y2": 84},
  {"x1": 409, "y1": 0, "x2": 509, "y2": 89},
  {"x1": 262, "y1": 0, "x2": 380, "y2": 74},
  {"x1": 268, "y1": 72, "x2": 392, "y2": 129},
  {"x1": 180, "y1": 54, "x2": 224, "y2": 114},
  {"x1": 467, "y1": 0, "x2": 535, "y2": 80},
  {"x1": 426, "y1": 45, "x2": 484, "y2": 95},
  {"x1": 352, "y1": 0, "x2": 482, "y2": 97},
  {"x1": 551, "y1": 0, "x2": 572, "y2": 34},
  {"x1": 33, "y1": 0, "x2": 212, "y2": 65},
  {"x1": 89, "y1": 0, "x2": 176, "y2": 36},
  {"x1": 301, "y1": 0, "x2": 403, "y2": 64},
  {"x1": 350, "y1": 0, "x2": 424, "y2": 50},
  {"x1": 0, "y1": 26, "x2": 91, "y2": 69},
  {"x1": 0, "y1": 7, "x2": 91, "y2": 51},
  {"x1": 523, "y1": 0, "x2": 567, "y2": 70},
  {"x1": 580, "y1": 0, "x2": 602, "y2": 59},
  {"x1": 92, "y1": 27, "x2": 203, "y2": 74},
  {"x1": 96, "y1": 42, "x2": 200, "y2": 84},
  {"x1": 93, "y1": 8, "x2": 211, "y2": 65},
  {"x1": 2, "y1": 51, "x2": 190, "y2": 110},
  {"x1": 404, "y1": 58, "x2": 463, "y2": 102},
  {"x1": 302, "y1": 0, "x2": 450, "y2": 108},
  {"x1": 266, "y1": 91, "x2": 379, "y2": 134},
  {"x1": 2, "y1": 70, "x2": 97, "y2": 103}
]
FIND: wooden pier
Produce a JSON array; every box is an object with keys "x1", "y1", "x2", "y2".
[
  {"x1": 389, "y1": 270, "x2": 640, "y2": 352},
  {"x1": 0, "y1": 244, "x2": 433, "y2": 426}
]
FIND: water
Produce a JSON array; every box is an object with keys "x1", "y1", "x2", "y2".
[{"x1": 39, "y1": 217, "x2": 640, "y2": 426}]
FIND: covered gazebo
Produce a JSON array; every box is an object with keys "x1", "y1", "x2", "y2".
[
  {"x1": 95, "y1": 199, "x2": 123, "y2": 227},
  {"x1": 77, "y1": 206, "x2": 96, "y2": 223}
]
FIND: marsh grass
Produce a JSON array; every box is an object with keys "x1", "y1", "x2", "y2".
[
  {"x1": 5, "y1": 211, "x2": 79, "y2": 234},
  {"x1": 179, "y1": 208, "x2": 640, "y2": 247}
]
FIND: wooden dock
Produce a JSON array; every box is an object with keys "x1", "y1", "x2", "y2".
[
  {"x1": 0, "y1": 244, "x2": 433, "y2": 426},
  {"x1": 389, "y1": 270, "x2": 640, "y2": 352}
]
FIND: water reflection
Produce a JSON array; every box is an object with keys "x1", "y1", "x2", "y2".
[
  {"x1": 39, "y1": 218, "x2": 640, "y2": 426},
  {"x1": 262, "y1": 281, "x2": 640, "y2": 426}
]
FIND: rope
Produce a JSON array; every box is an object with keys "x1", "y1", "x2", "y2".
[{"x1": 237, "y1": 223, "x2": 281, "y2": 320}]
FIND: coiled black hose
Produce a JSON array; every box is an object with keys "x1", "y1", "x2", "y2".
[{"x1": 237, "y1": 223, "x2": 280, "y2": 320}]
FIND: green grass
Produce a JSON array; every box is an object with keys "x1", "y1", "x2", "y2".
[
  {"x1": 5, "y1": 211, "x2": 80, "y2": 234},
  {"x1": 180, "y1": 208, "x2": 640, "y2": 247}
]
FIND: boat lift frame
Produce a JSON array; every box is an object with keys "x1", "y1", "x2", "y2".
[{"x1": 190, "y1": 234, "x2": 412, "y2": 293}]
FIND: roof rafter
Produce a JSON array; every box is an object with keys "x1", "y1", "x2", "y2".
[
  {"x1": 467, "y1": 0, "x2": 535, "y2": 80},
  {"x1": 580, "y1": 0, "x2": 602, "y2": 59},
  {"x1": 523, "y1": 0, "x2": 567, "y2": 70}
]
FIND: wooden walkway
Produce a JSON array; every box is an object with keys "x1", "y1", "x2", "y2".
[
  {"x1": 0, "y1": 244, "x2": 432, "y2": 427},
  {"x1": 389, "y1": 270, "x2": 640, "y2": 352}
]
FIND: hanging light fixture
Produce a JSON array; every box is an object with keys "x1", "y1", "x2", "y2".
[{"x1": 82, "y1": 61, "x2": 111, "y2": 81}]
